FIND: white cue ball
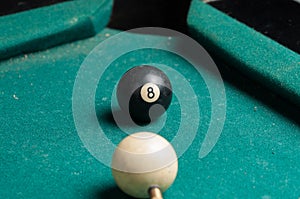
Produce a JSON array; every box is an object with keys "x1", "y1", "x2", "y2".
[{"x1": 111, "y1": 132, "x2": 178, "y2": 198}]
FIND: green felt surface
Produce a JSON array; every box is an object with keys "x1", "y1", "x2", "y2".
[
  {"x1": 0, "y1": 0, "x2": 112, "y2": 61},
  {"x1": 0, "y1": 28, "x2": 299, "y2": 199},
  {"x1": 188, "y1": 0, "x2": 300, "y2": 107}
]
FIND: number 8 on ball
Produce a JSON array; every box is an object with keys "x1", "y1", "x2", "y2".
[{"x1": 117, "y1": 65, "x2": 172, "y2": 123}]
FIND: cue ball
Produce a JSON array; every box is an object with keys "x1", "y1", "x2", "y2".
[
  {"x1": 117, "y1": 65, "x2": 172, "y2": 123},
  {"x1": 111, "y1": 132, "x2": 178, "y2": 198}
]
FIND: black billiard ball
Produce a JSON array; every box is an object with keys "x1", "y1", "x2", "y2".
[{"x1": 117, "y1": 65, "x2": 172, "y2": 123}]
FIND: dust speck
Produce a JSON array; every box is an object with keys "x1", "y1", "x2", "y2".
[
  {"x1": 42, "y1": 154, "x2": 49, "y2": 158},
  {"x1": 73, "y1": 171, "x2": 80, "y2": 176},
  {"x1": 102, "y1": 97, "x2": 108, "y2": 101},
  {"x1": 13, "y1": 94, "x2": 19, "y2": 100},
  {"x1": 261, "y1": 195, "x2": 271, "y2": 199},
  {"x1": 69, "y1": 17, "x2": 78, "y2": 24}
]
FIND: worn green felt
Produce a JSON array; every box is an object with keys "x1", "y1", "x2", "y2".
[
  {"x1": 188, "y1": 0, "x2": 300, "y2": 107},
  {"x1": 0, "y1": 0, "x2": 112, "y2": 61},
  {"x1": 0, "y1": 28, "x2": 299, "y2": 198}
]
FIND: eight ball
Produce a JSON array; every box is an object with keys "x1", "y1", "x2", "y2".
[{"x1": 117, "y1": 65, "x2": 172, "y2": 123}]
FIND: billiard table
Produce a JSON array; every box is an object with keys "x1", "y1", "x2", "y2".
[{"x1": 1, "y1": 0, "x2": 299, "y2": 198}]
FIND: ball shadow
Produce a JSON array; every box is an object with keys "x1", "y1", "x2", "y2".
[
  {"x1": 93, "y1": 186, "x2": 133, "y2": 199},
  {"x1": 97, "y1": 107, "x2": 153, "y2": 128}
]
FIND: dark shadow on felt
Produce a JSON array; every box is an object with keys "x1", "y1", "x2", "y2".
[
  {"x1": 214, "y1": 57, "x2": 300, "y2": 126},
  {"x1": 171, "y1": 36, "x2": 300, "y2": 126},
  {"x1": 93, "y1": 186, "x2": 133, "y2": 199},
  {"x1": 96, "y1": 108, "x2": 153, "y2": 128}
]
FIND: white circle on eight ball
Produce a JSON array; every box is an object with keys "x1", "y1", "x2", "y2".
[{"x1": 140, "y1": 83, "x2": 160, "y2": 103}]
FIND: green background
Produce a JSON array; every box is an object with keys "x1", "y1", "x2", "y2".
[
  {"x1": 1, "y1": 28, "x2": 299, "y2": 198},
  {"x1": 1, "y1": 0, "x2": 300, "y2": 198}
]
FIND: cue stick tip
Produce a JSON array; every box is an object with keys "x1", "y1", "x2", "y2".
[{"x1": 148, "y1": 185, "x2": 163, "y2": 199}]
